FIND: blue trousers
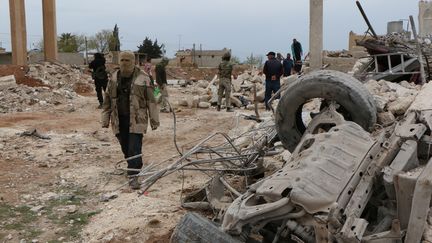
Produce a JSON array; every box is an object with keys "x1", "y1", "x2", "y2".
[
  {"x1": 264, "y1": 80, "x2": 281, "y2": 110},
  {"x1": 117, "y1": 115, "x2": 143, "y2": 176}
]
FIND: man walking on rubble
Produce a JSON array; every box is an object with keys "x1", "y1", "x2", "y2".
[
  {"x1": 101, "y1": 51, "x2": 159, "y2": 190},
  {"x1": 291, "y1": 38, "x2": 303, "y2": 73},
  {"x1": 89, "y1": 53, "x2": 108, "y2": 109},
  {"x1": 155, "y1": 57, "x2": 171, "y2": 113},
  {"x1": 263, "y1": 51, "x2": 283, "y2": 110},
  {"x1": 217, "y1": 52, "x2": 234, "y2": 112}
]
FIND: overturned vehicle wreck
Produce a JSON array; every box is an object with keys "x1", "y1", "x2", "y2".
[{"x1": 170, "y1": 70, "x2": 432, "y2": 243}]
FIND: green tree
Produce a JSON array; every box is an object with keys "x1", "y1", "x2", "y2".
[
  {"x1": 230, "y1": 55, "x2": 241, "y2": 64},
  {"x1": 137, "y1": 37, "x2": 165, "y2": 58},
  {"x1": 88, "y1": 29, "x2": 113, "y2": 53},
  {"x1": 109, "y1": 24, "x2": 121, "y2": 51},
  {"x1": 58, "y1": 33, "x2": 79, "y2": 52}
]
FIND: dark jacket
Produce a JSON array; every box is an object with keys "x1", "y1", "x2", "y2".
[
  {"x1": 155, "y1": 63, "x2": 167, "y2": 86},
  {"x1": 283, "y1": 58, "x2": 294, "y2": 76},
  {"x1": 263, "y1": 58, "x2": 283, "y2": 81},
  {"x1": 89, "y1": 56, "x2": 108, "y2": 81}
]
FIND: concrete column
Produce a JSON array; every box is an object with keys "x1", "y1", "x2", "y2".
[
  {"x1": 42, "y1": 0, "x2": 58, "y2": 61},
  {"x1": 309, "y1": 0, "x2": 323, "y2": 70},
  {"x1": 9, "y1": 0, "x2": 27, "y2": 65}
]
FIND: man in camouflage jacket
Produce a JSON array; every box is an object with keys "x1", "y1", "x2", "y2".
[
  {"x1": 101, "y1": 51, "x2": 159, "y2": 189},
  {"x1": 218, "y1": 52, "x2": 234, "y2": 112}
]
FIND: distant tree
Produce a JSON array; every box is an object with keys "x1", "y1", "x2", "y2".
[
  {"x1": 36, "y1": 34, "x2": 85, "y2": 53},
  {"x1": 245, "y1": 53, "x2": 263, "y2": 68},
  {"x1": 109, "y1": 24, "x2": 121, "y2": 51},
  {"x1": 230, "y1": 55, "x2": 241, "y2": 64},
  {"x1": 57, "y1": 33, "x2": 79, "y2": 52},
  {"x1": 88, "y1": 29, "x2": 113, "y2": 53},
  {"x1": 137, "y1": 37, "x2": 165, "y2": 58}
]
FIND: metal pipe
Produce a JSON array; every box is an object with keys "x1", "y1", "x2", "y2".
[
  {"x1": 219, "y1": 177, "x2": 242, "y2": 197},
  {"x1": 356, "y1": 1, "x2": 378, "y2": 38},
  {"x1": 410, "y1": 15, "x2": 427, "y2": 84},
  {"x1": 387, "y1": 55, "x2": 392, "y2": 73}
]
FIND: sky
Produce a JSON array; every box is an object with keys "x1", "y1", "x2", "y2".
[{"x1": 0, "y1": 0, "x2": 419, "y2": 61}]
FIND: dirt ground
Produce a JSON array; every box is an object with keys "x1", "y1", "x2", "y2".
[{"x1": 0, "y1": 81, "x2": 256, "y2": 242}]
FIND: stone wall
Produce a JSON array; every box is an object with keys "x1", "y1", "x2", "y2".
[
  {"x1": 419, "y1": 1, "x2": 432, "y2": 37},
  {"x1": 28, "y1": 52, "x2": 85, "y2": 65}
]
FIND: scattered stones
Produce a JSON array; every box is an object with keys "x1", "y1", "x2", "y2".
[
  {"x1": 65, "y1": 205, "x2": 78, "y2": 214},
  {"x1": 377, "y1": 111, "x2": 396, "y2": 125},
  {"x1": 198, "y1": 102, "x2": 210, "y2": 109},
  {"x1": 39, "y1": 192, "x2": 59, "y2": 201},
  {"x1": 100, "y1": 193, "x2": 118, "y2": 202},
  {"x1": 30, "y1": 205, "x2": 45, "y2": 213}
]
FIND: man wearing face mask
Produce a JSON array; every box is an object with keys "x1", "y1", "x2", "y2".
[{"x1": 101, "y1": 51, "x2": 159, "y2": 190}]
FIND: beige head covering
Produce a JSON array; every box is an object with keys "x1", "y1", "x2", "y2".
[{"x1": 119, "y1": 51, "x2": 135, "y2": 77}]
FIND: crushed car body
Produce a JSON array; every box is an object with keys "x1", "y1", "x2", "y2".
[{"x1": 170, "y1": 70, "x2": 432, "y2": 243}]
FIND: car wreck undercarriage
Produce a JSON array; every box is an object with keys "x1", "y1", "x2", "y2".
[{"x1": 154, "y1": 70, "x2": 432, "y2": 243}]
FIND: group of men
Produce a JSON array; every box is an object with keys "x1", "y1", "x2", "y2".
[
  {"x1": 262, "y1": 38, "x2": 303, "y2": 110},
  {"x1": 89, "y1": 38, "x2": 302, "y2": 189},
  {"x1": 215, "y1": 39, "x2": 303, "y2": 112}
]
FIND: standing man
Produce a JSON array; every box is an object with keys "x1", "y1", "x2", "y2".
[
  {"x1": 282, "y1": 53, "x2": 294, "y2": 77},
  {"x1": 89, "y1": 53, "x2": 108, "y2": 109},
  {"x1": 155, "y1": 57, "x2": 170, "y2": 113},
  {"x1": 291, "y1": 39, "x2": 303, "y2": 73},
  {"x1": 217, "y1": 52, "x2": 234, "y2": 112},
  {"x1": 276, "y1": 52, "x2": 284, "y2": 63},
  {"x1": 263, "y1": 51, "x2": 283, "y2": 111},
  {"x1": 143, "y1": 56, "x2": 152, "y2": 76},
  {"x1": 101, "y1": 51, "x2": 159, "y2": 190}
]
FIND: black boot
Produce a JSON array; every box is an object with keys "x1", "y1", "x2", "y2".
[
  {"x1": 128, "y1": 176, "x2": 140, "y2": 190},
  {"x1": 226, "y1": 107, "x2": 234, "y2": 112},
  {"x1": 217, "y1": 105, "x2": 221, "y2": 111}
]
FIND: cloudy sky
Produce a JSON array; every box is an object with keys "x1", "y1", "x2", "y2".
[{"x1": 0, "y1": 0, "x2": 419, "y2": 60}]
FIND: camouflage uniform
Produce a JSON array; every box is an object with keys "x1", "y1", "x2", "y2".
[
  {"x1": 218, "y1": 60, "x2": 233, "y2": 108},
  {"x1": 101, "y1": 67, "x2": 159, "y2": 135}
]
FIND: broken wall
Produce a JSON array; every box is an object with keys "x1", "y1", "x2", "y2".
[{"x1": 419, "y1": 0, "x2": 432, "y2": 37}]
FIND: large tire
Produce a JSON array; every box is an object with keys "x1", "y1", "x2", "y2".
[
  {"x1": 170, "y1": 212, "x2": 241, "y2": 243},
  {"x1": 275, "y1": 70, "x2": 377, "y2": 152}
]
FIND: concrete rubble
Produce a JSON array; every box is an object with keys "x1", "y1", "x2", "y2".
[
  {"x1": 0, "y1": 62, "x2": 93, "y2": 113},
  {"x1": 175, "y1": 70, "x2": 266, "y2": 109},
  {"x1": 0, "y1": 75, "x2": 17, "y2": 90}
]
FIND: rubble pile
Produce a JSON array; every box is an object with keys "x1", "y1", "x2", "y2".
[
  {"x1": 364, "y1": 79, "x2": 420, "y2": 124},
  {"x1": 176, "y1": 70, "x2": 267, "y2": 110},
  {"x1": 27, "y1": 62, "x2": 93, "y2": 91},
  {"x1": 0, "y1": 85, "x2": 79, "y2": 113},
  {"x1": 0, "y1": 62, "x2": 93, "y2": 113},
  {"x1": 324, "y1": 50, "x2": 353, "y2": 58}
]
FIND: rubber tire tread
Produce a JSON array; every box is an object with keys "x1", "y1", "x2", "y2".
[{"x1": 275, "y1": 70, "x2": 377, "y2": 152}]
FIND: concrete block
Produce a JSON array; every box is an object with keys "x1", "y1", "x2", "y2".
[
  {"x1": 198, "y1": 102, "x2": 210, "y2": 109},
  {"x1": 230, "y1": 96, "x2": 242, "y2": 107},
  {"x1": 377, "y1": 111, "x2": 396, "y2": 125},
  {"x1": 0, "y1": 75, "x2": 17, "y2": 90}
]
